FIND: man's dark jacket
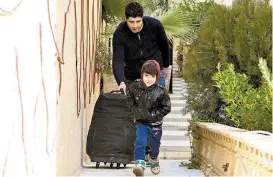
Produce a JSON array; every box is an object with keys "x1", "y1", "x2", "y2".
[{"x1": 112, "y1": 16, "x2": 170, "y2": 85}]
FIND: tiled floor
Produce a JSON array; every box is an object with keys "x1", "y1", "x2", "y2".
[{"x1": 80, "y1": 160, "x2": 205, "y2": 176}]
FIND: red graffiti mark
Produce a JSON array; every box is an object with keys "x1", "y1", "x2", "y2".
[
  {"x1": 88, "y1": 26, "x2": 92, "y2": 104},
  {"x1": 78, "y1": 0, "x2": 82, "y2": 115},
  {"x1": 46, "y1": 0, "x2": 64, "y2": 96},
  {"x1": 74, "y1": 0, "x2": 80, "y2": 117},
  {"x1": 83, "y1": 0, "x2": 90, "y2": 108},
  {"x1": 15, "y1": 48, "x2": 29, "y2": 175},
  {"x1": 92, "y1": 2, "x2": 97, "y2": 94},
  {"x1": 39, "y1": 23, "x2": 49, "y2": 156},
  {"x1": 62, "y1": 0, "x2": 72, "y2": 62}
]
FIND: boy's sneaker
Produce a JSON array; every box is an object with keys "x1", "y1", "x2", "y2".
[
  {"x1": 149, "y1": 159, "x2": 160, "y2": 175},
  {"x1": 133, "y1": 160, "x2": 146, "y2": 176}
]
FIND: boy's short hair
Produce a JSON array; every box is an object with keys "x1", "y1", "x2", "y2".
[
  {"x1": 141, "y1": 60, "x2": 158, "y2": 76},
  {"x1": 125, "y1": 2, "x2": 143, "y2": 19}
]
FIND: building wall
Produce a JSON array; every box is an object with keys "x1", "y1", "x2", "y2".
[
  {"x1": 0, "y1": 0, "x2": 102, "y2": 176},
  {"x1": 56, "y1": 0, "x2": 102, "y2": 175}
]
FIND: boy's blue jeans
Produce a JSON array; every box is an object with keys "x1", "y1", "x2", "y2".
[{"x1": 134, "y1": 124, "x2": 162, "y2": 160}]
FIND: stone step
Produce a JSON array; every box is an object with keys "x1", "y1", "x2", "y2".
[
  {"x1": 170, "y1": 106, "x2": 183, "y2": 111},
  {"x1": 161, "y1": 135, "x2": 189, "y2": 141},
  {"x1": 163, "y1": 130, "x2": 188, "y2": 136},
  {"x1": 170, "y1": 108, "x2": 183, "y2": 112},
  {"x1": 161, "y1": 140, "x2": 190, "y2": 147},
  {"x1": 160, "y1": 146, "x2": 191, "y2": 152},
  {"x1": 172, "y1": 81, "x2": 186, "y2": 85},
  {"x1": 172, "y1": 86, "x2": 188, "y2": 90},
  {"x1": 163, "y1": 118, "x2": 188, "y2": 122},
  {"x1": 173, "y1": 73, "x2": 180, "y2": 77},
  {"x1": 163, "y1": 121, "x2": 189, "y2": 127},
  {"x1": 169, "y1": 96, "x2": 182, "y2": 100},
  {"x1": 172, "y1": 91, "x2": 186, "y2": 94},
  {"x1": 163, "y1": 125, "x2": 188, "y2": 131},
  {"x1": 165, "y1": 113, "x2": 191, "y2": 119},
  {"x1": 159, "y1": 151, "x2": 191, "y2": 160},
  {"x1": 172, "y1": 83, "x2": 188, "y2": 87},
  {"x1": 171, "y1": 103, "x2": 186, "y2": 108},
  {"x1": 170, "y1": 94, "x2": 182, "y2": 98},
  {"x1": 171, "y1": 100, "x2": 187, "y2": 104},
  {"x1": 169, "y1": 110, "x2": 183, "y2": 114},
  {"x1": 172, "y1": 87, "x2": 185, "y2": 91},
  {"x1": 172, "y1": 78, "x2": 184, "y2": 81},
  {"x1": 171, "y1": 92, "x2": 188, "y2": 95}
]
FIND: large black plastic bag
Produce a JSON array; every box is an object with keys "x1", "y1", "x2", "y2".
[{"x1": 86, "y1": 91, "x2": 136, "y2": 164}]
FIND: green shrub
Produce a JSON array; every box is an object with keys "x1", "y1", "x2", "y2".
[
  {"x1": 212, "y1": 58, "x2": 272, "y2": 132},
  {"x1": 95, "y1": 37, "x2": 112, "y2": 75},
  {"x1": 181, "y1": 0, "x2": 272, "y2": 128}
]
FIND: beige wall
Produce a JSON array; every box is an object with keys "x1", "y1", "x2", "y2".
[
  {"x1": 0, "y1": 0, "x2": 57, "y2": 176},
  {"x1": 0, "y1": 0, "x2": 102, "y2": 176},
  {"x1": 56, "y1": 0, "x2": 102, "y2": 175}
]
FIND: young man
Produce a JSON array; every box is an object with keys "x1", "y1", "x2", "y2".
[
  {"x1": 112, "y1": 2, "x2": 172, "y2": 91},
  {"x1": 127, "y1": 60, "x2": 171, "y2": 176}
]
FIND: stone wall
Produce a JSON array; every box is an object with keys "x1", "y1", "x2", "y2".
[{"x1": 193, "y1": 122, "x2": 273, "y2": 176}]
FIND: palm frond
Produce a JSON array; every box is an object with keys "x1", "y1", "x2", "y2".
[
  {"x1": 103, "y1": 0, "x2": 130, "y2": 21},
  {"x1": 157, "y1": 6, "x2": 199, "y2": 41}
]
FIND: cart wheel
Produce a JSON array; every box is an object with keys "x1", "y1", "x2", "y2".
[
  {"x1": 104, "y1": 162, "x2": 107, "y2": 165},
  {"x1": 110, "y1": 163, "x2": 113, "y2": 168},
  {"x1": 123, "y1": 163, "x2": 126, "y2": 167},
  {"x1": 116, "y1": 163, "x2": 120, "y2": 169},
  {"x1": 95, "y1": 162, "x2": 100, "y2": 168}
]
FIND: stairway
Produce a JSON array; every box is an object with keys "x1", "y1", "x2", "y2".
[{"x1": 159, "y1": 53, "x2": 192, "y2": 160}]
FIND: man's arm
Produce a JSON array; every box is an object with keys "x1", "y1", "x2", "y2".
[
  {"x1": 156, "y1": 20, "x2": 170, "y2": 68},
  {"x1": 112, "y1": 30, "x2": 126, "y2": 85}
]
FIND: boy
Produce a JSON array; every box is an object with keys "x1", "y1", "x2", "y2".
[{"x1": 127, "y1": 60, "x2": 171, "y2": 176}]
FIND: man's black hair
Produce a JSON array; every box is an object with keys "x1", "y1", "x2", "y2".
[{"x1": 125, "y1": 2, "x2": 143, "y2": 19}]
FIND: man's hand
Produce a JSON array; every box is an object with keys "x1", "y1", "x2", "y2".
[
  {"x1": 163, "y1": 65, "x2": 172, "y2": 79},
  {"x1": 118, "y1": 82, "x2": 126, "y2": 94}
]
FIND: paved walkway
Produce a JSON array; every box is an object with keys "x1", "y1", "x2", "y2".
[{"x1": 80, "y1": 160, "x2": 204, "y2": 176}]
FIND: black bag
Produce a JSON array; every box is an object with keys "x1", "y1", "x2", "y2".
[{"x1": 86, "y1": 90, "x2": 136, "y2": 168}]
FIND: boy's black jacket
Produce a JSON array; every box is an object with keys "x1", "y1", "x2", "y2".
[
  {"x1": 112, "y1": 16, "x2": 170, "y2": 85},
  {"x1": 127, "y1": 80, "x2": 171, "y2": 126}
]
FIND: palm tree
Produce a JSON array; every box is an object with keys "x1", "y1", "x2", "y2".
[{"x1": 102, "y1": 0, "x2": 214, "y2": 43}]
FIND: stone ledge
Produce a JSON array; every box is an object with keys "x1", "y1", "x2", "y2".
[{"x1": 193, "y1": 122, "x2": 273, "y2": 176}]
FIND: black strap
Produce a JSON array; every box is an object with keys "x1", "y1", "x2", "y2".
[{"x1": 110, "y1": 89, "x2": 125, "y2": 95}]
